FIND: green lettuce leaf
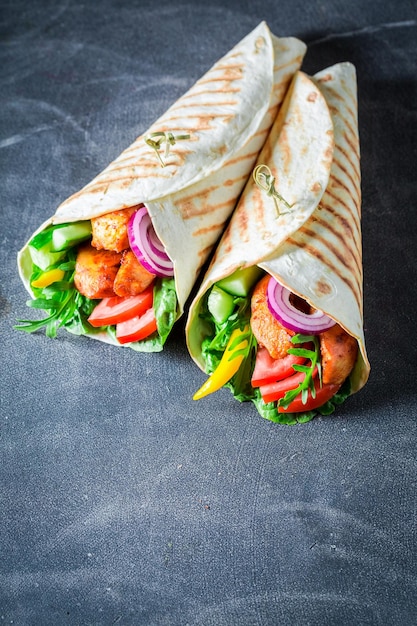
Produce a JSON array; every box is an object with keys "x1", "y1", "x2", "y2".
[{"x1": 125, "y1": 277, "x2": 178, "y2": 352}]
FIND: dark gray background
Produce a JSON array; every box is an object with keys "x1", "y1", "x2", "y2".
[{"x1": 1, "y1": 1, "x2": 416, "y2": 624}]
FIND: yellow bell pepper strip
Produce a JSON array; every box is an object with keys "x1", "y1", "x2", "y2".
[
  {"x1": 31, "y1": 268, "x2": 65, "y2": 289},
  {"x1": 193, "y1": 325, "x2": 249, "y2": 400}
]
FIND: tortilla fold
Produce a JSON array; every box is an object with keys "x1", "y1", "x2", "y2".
[
  {"x1": 17, "y1": 22, "x2": 306, "y2": 350},
  {"x1": 186, "y1": 62, "x2": 370, "y2": 413}
]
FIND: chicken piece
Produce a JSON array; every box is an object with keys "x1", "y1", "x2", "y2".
[
  {"x1": 91, "y1": 207, "x2": 137, "y2": 252},
  {"x1": 113, "y1": 250, "x2": 155, "y2": 297},
  {"x1": 251, "y1": 275, "x2": 358, "y2": 384},
  {"x1": 74, "y1": 243, "x2": 121, "y2": 299},
  {"x1": 250, "y1": 275, "x2": 294, "y2": 360},
  {"x1": 320, "y1": 324, "x2": 358, "y2": 385}
]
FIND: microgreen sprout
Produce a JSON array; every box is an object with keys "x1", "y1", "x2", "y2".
[
  {"x1": 145, "y1": 131, "x2": 190, "y2": 167},
  {"x1": 252, "y1": 164, "x2": 293, "y2": 217}
]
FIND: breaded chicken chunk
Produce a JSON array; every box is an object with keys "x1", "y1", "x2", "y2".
[
  {"x1": 74, "y1": 243, "x2": 121, "y2": 299},
  {"x1": 113, "y1": 250, "x2": 155, "y2": 297},
  {"x1": 250, "y1": 275, "x2": 294, "y2": 360},
  {"x1": 91, "y1": 207, "x2": 137, "y2": 252},
  {"x1": 320, "y1": 324, "x2": 358, "y2": 385}
]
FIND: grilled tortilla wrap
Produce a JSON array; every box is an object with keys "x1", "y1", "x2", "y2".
[
  {"x1": 16, "y1": 22, "x2": 306, "y2": 350},
  {"x1": 186, "y1": 63, "x2": 370, "y2": 419}
]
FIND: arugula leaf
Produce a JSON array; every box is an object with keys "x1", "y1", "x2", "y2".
[
  {"x1": 14, "y1": 249, "x2": 93, "y2": 338},
  {"x1": 278, "y1": 334, "x2": 322, "y2": 410}
]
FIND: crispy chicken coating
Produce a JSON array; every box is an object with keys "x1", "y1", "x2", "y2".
[
  {"x1": 74, "y1": 243, "x2": 121, "y2": 299},
  {"x1": 113, "y1": 250, "x2": 155, "y2": 297},
  {"x1": 320, "y1": 324, "x2": 358, "y2": 385},
  {"x1": 250, "y1": 275, "x2": 294, "y2": 359},
  {"x1": 91, "y1": 207, "x2": 137, "y2": 252}
]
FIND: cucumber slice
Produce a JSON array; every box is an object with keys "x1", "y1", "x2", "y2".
[
  {"x1": 216, "y1": 266, "x2": 263, "y2": 297},
  {"x1": 28, "y1": 242, "x2": 66, "y2": 271},
  {"x1": 207, "y1": 285, "x2": 235, "y2": 324},
  {"x1": 51, "y1": 222, "x2": 92, "y2": 251}
]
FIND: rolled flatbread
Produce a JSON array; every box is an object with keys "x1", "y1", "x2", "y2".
[
  {"x1": 186, "y1": 63, "x2": 370, "y2": 421},
  {"x1": 16, "y1": 22, "x2": 306, "y2": 351}
]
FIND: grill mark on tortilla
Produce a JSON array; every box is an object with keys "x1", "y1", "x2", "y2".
[
  {"x1": 141, "y1": 112, "x2": 236, "y2": 127},
  {"x1": 179, "y1": 176, "x2": 248, "y2": 220},
  {"x1": 197, "y1": 244, "x2": 214, "y2": 259},
  {"x1": 342, "y1": 134, "x2": 361, "y2": 185},
  {"x1": 286, "y1": 235, "x2": 362, "y2": 311},
  {"x1": 278, "y1": 71, "x2": 363, "y2": 309},
  {"x1": 334, "y1": 104, "x2": 357, "y2": 136},
  {"x1": 325, "y1": 180, "x2": 361, "y2": 233},
  {"x1": 70, "y1": 107, "x2": 239, "y2": 193},
  {"x1": 334, "y1": 140, "x2": 361, "y2": 194},
  {"x1": 323, "y1": 84, "x2": 356, "y2": 121},
  {"x1": 330, "y1": 155, "x2": 361, "y2": 208},
  {"x1": 300, "y1": 223, "x2": 362, "y2": 294},
  {"x1": 270, "y1": 71, "x2": 297, "y2": 103},
  {"x1": 169, "y1": 99, "x2": 239, "y2": 110},
  {"x1": 197, "y1": 64, "x2": 245, "y2": 85},
  {"x1": 68, "y1": 129, "x2": 259, "y2": 202},
  {"x1": 219, "y1": 223, "x2": 234, "y2": 256},
  {"x1": 75, "y1": 153, "x2": 194, "y2": 190},
  {"x1": 273, "y1": 55, "x2": 305, "y2": 74},
  {"x1": 305, "y1": 212, "x2": 362, "y2": 278},
  {"x1": 58, "y1": 44, "x2": 303, "y2": 216},
  {"x1": 327, "y1": 103, "x2": 358, "y2": 150},
  {"x1": 253, "y1": 185, "x2": 268, "y2": 233},
  {"x1": 194, "y1": 246, "x2": 216, "y2": 278},
  {"x1": 326, "y1": 171, "x2": 361, "y2": 220},
  {"x1": 193, "y1": 220, "x2": 229, "y2": 237},
  {"x1": 109, "y1": 146, "x2": 196, "y2": 168},
  {"x1": 318, "y1": 201, "x2": 362, "y2": 261},
  {"x1": 173, "y1": 63, "x2": 245, "y2": 94},
  {"x1": 179, "y1": 87, "x2": 241, "y2": 99},
  {"x1": 223, "y1": 147, "x2": 263, "y2": 168}
]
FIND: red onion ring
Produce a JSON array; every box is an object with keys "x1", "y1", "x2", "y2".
[
  {"x1": 267, "y1": 276, "x2": 336, "y2": 335},
  {"x1": 127, "y1": 206, "x2": 174, "y2": 277}
]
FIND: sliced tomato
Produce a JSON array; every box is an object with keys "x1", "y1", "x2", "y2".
[
  {"x1": 87, "y1": 284, "x2": 154, "y2": 327},
  {"x1": 116, "y1": 307, "x2": 157, "y2": 344},
  {"x1": 251, "y1": 347, "x2": 307, "y2": 387},
  {"x1": 278, "y1": 380, "x2": 341, "y2": 413},
  {"x1": 259, "y1": 367, "x2": 318, "y2": 404}
]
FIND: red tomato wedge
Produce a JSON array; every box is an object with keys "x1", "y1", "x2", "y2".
[
  {"x1": 87, "y1": 284, "x2": 154, "y2": 327},
  {"x1": 259, "y1": 367, "x2": 318, "y2": 404},
  {"x1": 116, "y1": 307, "x2": 157, "y2": 344},
  {"x1": 278, "y1": 380, "x2": 341, "y2": 413},
  {"x1": 251, "y1": 347, "x2": 307, "y2": 387}
]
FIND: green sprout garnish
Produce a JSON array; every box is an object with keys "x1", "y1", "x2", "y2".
[
  {"x1": 252, "y1": 164, "x2": 294, "y2": 217},
  {"x1": 278, "y1": 333, "x2": 322, "y2": 409},
  {"x1": 145, "y1": 131, "x2": 190, "y2": 167}
]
